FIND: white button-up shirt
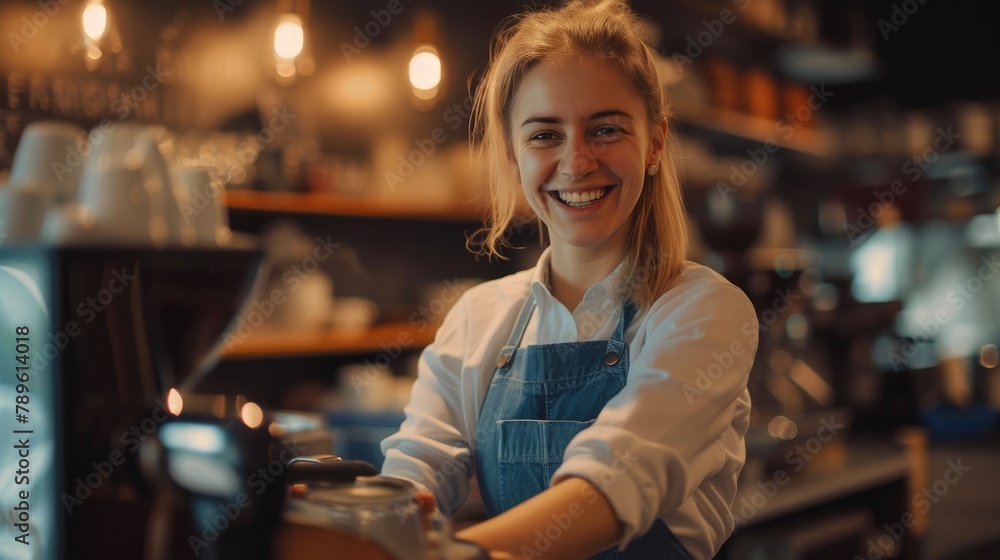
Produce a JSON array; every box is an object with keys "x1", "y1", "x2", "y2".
[{"x1": 381, "y1": 249, "x2": 758, "y2": 559}]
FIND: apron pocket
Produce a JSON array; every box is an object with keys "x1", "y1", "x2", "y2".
[{"x1": 496, "y1": 419, "x2": 595, "y2": 512}]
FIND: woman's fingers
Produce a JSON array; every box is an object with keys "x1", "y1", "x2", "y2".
[
  {"x1": 416, "y1": 489, "x2": 437, "y2": 514},
  {"x1": 415, "y1": 489, "x2": 437, "y2": 532}
]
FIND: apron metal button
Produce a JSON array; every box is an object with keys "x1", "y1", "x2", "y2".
[
  {"x1": 497, "y1": 354, "x2": 510, "y2": 368},
  {"x1": 604, "y1": 351, "x2": 620, "y2": 366}
]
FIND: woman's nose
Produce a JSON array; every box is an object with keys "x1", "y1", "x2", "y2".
[{"x1": 558, "y1": 137, "x2": 598, "y2": 180}]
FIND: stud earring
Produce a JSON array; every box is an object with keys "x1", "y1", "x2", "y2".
[{"x1": 646, "y1": 164, "x2": 658, "y2": 176}]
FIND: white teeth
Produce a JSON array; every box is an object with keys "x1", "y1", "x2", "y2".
[{"x1": 557, "y1": 187, "x2": 607, "y2": 206}]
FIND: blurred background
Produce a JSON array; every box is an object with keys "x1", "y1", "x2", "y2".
[{"x1": 1, "y1": 0, "x2": 999, "y2": 558}]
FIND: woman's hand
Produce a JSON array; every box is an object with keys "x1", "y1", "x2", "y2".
[
  {"x1": 453, "y1": 477, "x2": 623, "y2": 559},
  {"x1": 417, "y1": 490, "x2": 512, "y2": 559},
  {"x1": 415, "y1": 488, "x2": 437, "y2": 530}
]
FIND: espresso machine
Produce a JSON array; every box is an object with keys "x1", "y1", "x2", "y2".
[
  {"x1": 0, "y1": 244, "x2": 271, "y2": 559},
  {"x1": 689, "y1": 186, "x2": 852, "y2": 461},
  {"x1": 0, "y1": 243, "x2": 490, "y2": 560}
]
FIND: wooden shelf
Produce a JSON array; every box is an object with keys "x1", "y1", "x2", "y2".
[
  {"x1": 735, "y1": 443, "x2": 910, "y2": 528},
  {"x1": 677, "y1": 0, "x2": 811, "y2": 48},
  {"x1": 225, "y1": 190, "x2": 483, "y2": 222},
  {"x1": 220, "y1": 321, "x2": 439, "y2": 359},
  {"x1": 676, "y1": 106, "x2": 835, "y2": 157}
]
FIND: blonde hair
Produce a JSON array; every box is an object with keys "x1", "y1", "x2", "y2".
[{"x1": 468, "y1": 0, "x2": 688, "y2": 307}]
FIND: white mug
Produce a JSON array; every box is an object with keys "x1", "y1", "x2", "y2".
[
  {"x1": 137, "y1": 127, "x2": 194, "y2": 245},
  {"x1": 172, "y1": 166, "x2": 232, "y2": 246},
  {"x1": 81, "y1": 123, "x2": 191, "y2": 245},
  {"x1": 77, "y1": 151, "x2": 167, "y2": 245},
  {"x1": 9, "y1": 121, "x2": 86, "y2": 203},
  {"x1": 0, "y1": 181, "x2": 49, "y2": 244},
  {"x1": 39, "y1": 203, "x2": 99, "y2": 245}
]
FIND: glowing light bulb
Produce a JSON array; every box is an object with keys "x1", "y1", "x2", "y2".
[
  {"x1": 274, "y1": 15, "x2": 305, "y2": 60},
  {"x1": 82, "y1": 1, "x2": 108, "y2": 42},
  {"x1": 241, "y1": 402, "x2": 264, "y2": 429},
  {"x1": 409, "y1": 48, "x2": 442, "y2": 91},
  {"x1": 167, "y1": 388, "x2": 184, "y2": 416}
]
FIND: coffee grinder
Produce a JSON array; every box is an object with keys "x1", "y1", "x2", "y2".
[{"x1": 0, "y1": 244, "x2": 282, "y2": 560}]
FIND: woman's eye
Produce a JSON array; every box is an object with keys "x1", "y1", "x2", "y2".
[
  {"x1": 594, "y1": 126, "x2": 622, "y2": 138},
  {"x1": 530, "y1": 132, "x2": 557, "y2": 141}
]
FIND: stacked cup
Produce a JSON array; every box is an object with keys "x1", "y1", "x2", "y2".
[
  {"x1": 0, "y1": 122, "x2": 84, "y2": 243},
  {"x1": 1, "y1": 120, "x2": 231, "y2": 248}
]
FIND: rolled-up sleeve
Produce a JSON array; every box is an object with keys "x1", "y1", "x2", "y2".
[
  {"x1": 552, "y1": 281, "x2": 758, "y2": 548},
  {"x1": 380, "y1": 295, "x2": 474, "y2": 515}
]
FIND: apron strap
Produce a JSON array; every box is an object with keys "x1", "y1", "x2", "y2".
[
  {"x1": 604, "y1": 300, "x2": 639, "y2": 365},
  {"x1": 495, "y1": 291, "x2": 537, "y2": 368}
]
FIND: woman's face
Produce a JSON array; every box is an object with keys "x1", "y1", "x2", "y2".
[{"x1": 509, "y1": 56, "x2": 665, "y2": 257}]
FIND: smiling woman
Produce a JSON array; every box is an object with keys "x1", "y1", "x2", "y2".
[
  {"x1": 380, "y1": 1, "x2": 758, "y2": 559},
  {"x1": 509, "y1": 57, "x2": 662, "y2": 300}
]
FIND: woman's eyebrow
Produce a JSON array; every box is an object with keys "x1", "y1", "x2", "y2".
[
  {"x1": 589, "y1": 110, "x2": 633, "y2": 121},
  {"x1": 521, "y1": 110, "x2": 633, "y2": 127},
  {"x1": 521, "y1": 116, "x2": 561, "y2": 127}
]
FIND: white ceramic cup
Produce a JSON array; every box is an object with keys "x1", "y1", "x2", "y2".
[
  {"x1": 0, "y1": 182, "x2": 49, "y2": 244},
  {"x1": 9, "y1": 121, "x2": 86, "y2": 203},
  {"x1": 81, "y1": 123, "x2": 190, "y2": 245},
  {"x1": 39, "y1": 203, "x2": 100, "y2": 245},
  {"x1": 172, "y1": 166, "x2": 230, "y2": 246},
  {"x1": 77, "y1": 151, "x2": 166, "y2": 245},
  {"x1": 137, "y1": 127, "x2": 192, "y2": 245}
]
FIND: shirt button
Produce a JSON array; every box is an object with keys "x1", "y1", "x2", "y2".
[{"x1": 604, "y1": 351, "x2": 620, "y2": 366}]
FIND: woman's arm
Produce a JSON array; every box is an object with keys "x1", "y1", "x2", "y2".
[
  {"x1": 455, "y1": 476, "x2": 623, "y2": 558},
  {"x1": 380, "y1": 294, "x2": 475, "y2": 513}
]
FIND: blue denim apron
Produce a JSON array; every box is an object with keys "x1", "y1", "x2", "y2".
[{"x1": 475, "y1": 292, "x2": 693, "y2": 559}]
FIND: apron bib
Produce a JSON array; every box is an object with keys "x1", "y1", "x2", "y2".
[{"x1": 475, "y1": 292, "x2": 693, "y2": 559}]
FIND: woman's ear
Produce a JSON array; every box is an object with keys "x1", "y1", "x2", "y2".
[{"x1": 648, "y1": 116, "x2": 668, "y2": 165}]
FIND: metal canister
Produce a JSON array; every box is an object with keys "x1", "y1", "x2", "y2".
[{"x1": 306, "y1": 477, "x2": 425, "y2": 560}]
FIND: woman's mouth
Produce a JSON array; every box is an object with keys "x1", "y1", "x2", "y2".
[{"x1": 550, "y1": 185, "x2": 614, "y2": 208}]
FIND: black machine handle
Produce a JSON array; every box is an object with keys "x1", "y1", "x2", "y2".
[{"x1": 285, "y1": 454, "x2": 378, "y2": 485}]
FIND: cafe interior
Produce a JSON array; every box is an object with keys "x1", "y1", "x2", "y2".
[{"x1": 0, "y1": 0, "x2": 998, "y2": 558}]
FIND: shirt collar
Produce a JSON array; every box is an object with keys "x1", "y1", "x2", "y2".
[{"x1": 530, "y1": 247, "x2": 629, "y2": 313}]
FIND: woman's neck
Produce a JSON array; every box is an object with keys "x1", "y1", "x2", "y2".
[{"x1": 548, "y1": 244, "x2": 626, "y2": 312}]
